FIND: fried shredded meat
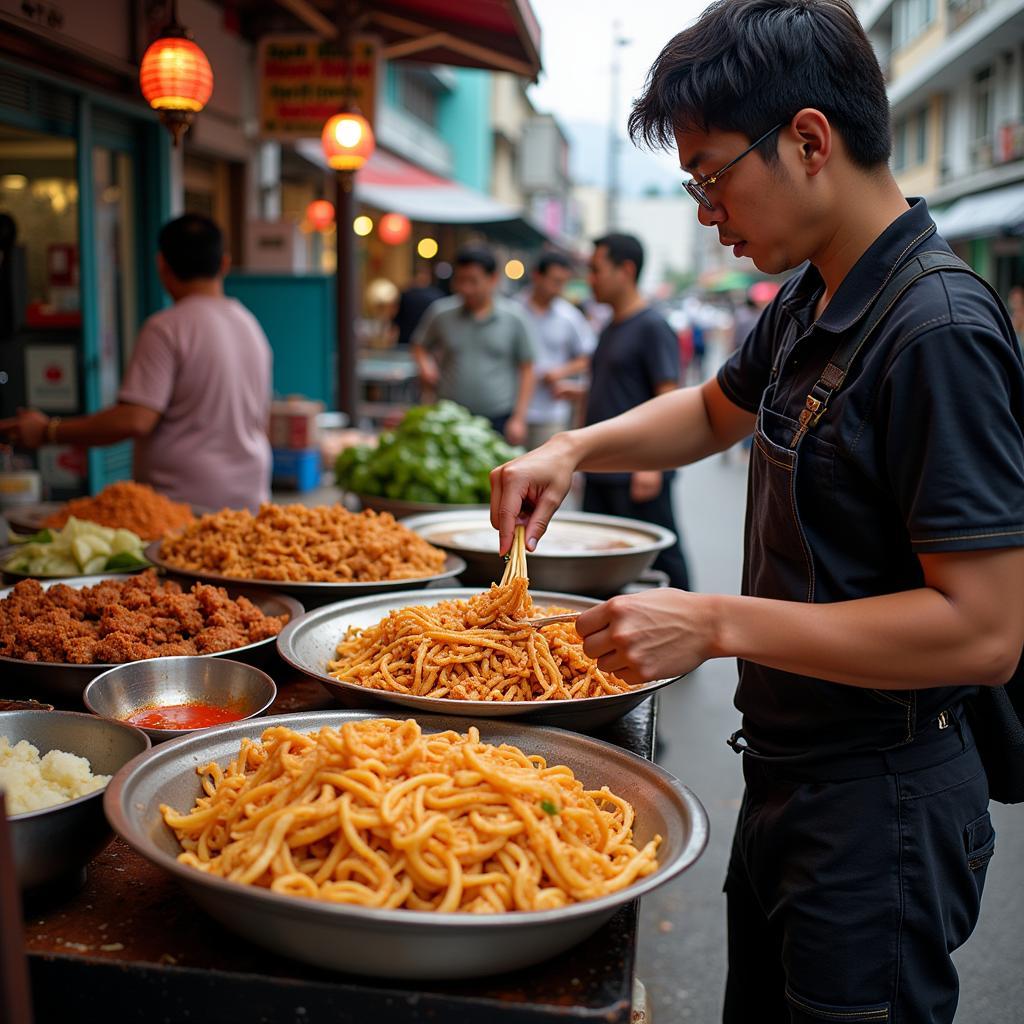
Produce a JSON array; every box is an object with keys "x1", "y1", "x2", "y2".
[
  {"x1": 0, "y1": 570, "x2": 288, "y2": 664},
  {"x1": 43, "y1": 481, "x2": 195, "y2": 540},
  {"x1": 158, "y1": 504, "x2": 446, "y2": 582}
]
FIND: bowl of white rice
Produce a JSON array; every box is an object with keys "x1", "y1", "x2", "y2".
[{"x1": 0, "y1": 710, "x2": 149, "y2": 891}]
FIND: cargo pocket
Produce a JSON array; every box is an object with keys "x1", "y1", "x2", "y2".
[
  {"x1": 965, "y1": 811, "x2": 996, "y2": 872},
  {"x1": 785, "y1": 985, "x2": 890, "y2": 1022}
]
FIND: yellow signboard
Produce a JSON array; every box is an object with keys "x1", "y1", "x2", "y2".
[{"x1": 259, "y1": 35, "x2": 377, "y2": 140}]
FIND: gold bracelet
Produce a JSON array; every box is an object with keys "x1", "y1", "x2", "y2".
[{"x1": 46, "y1": 416, "x2": 61, "y2": 444}]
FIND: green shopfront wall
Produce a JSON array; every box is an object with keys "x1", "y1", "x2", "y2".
[{"x1": 224, "y1": 273, "x2": 336, "y2": 408}]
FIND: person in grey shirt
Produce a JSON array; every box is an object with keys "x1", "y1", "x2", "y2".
[
  {"x1": 412, "y1": 246, "x2": 537, "y2": 445},
  {"x1": 518, "y1": 252, "x2": 596, "y2": 449}
]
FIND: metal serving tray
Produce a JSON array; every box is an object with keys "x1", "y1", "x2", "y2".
[
  {"x1": 105, "y1": 709, "x2": 708, "y2": 980},
  {"x1": 0, "y1": 574, "x2": 303, "y2": 703},
  {"x1": 145, "y1": 541, "x2": 466, "y2": 609},
  {"x1": 400, "y1": 510, "x2": 675, "y2": 596},
  {"x1": 276, "y1": 588, "x2": 681, "y2": 731}
]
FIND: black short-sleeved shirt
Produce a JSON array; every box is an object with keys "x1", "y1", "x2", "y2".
[
  {"x1": 586, "y1": 307, "x2": 680, "y2": 485},
  {"x1": 718, "y1": 198, "x2": 1024, "y2": 757}
]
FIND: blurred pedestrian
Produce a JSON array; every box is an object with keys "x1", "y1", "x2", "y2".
[
  {"x1": 518, "y1": 252, "x2": 596, "y2": 449},
  {"x1": 1, "y1": 214, "x2": 272, "y2": 509},
  {"x1": 412, "y1": 245, "x2": 536, "y2": 445},
  {"x1": 393, "y1": 262, "x2": 443, "y2": 346},
  {"x1": 583, "y1": 233, "x2": 690, "y2": 589}
]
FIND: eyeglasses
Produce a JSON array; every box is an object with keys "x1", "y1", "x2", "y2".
[{"x1": 682, "y1": 122, "x2": 787, "y2": 211}]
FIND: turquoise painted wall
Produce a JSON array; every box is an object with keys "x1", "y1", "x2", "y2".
[
  {"x1": 225, "y1": 273, "x2": 336, "y2": 408},
  {"x1": 438, "y1": 69, "x2": 493, "y2": 192}
]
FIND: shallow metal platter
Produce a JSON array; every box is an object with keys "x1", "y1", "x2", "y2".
[
  {"x1": 276, "y1": 588, "x2": 681, "y2": 731},
  {"x1": 4, "y1": 502, "x2": 214, "y2": 538},
  {"x1": 353, "y1": 492, "x2": 487, "y2": 517},
  {"x1": 105, "y1": 709, "x2": 708, "y2": 979},
  {"x1": 0, "y1": 574, "x2": 303, "y2": 702},
  {"x1": 401, "y1": 510, "x2": 675, "y2": 596},
  {"x1": 145, "y1": 541, "x2": 467, "y2": 609}
]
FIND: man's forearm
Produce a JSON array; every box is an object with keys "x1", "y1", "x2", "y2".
[
  {"x1": 55, "y1": 405, "x2": 154, "y2": 446},
  {"x1": 563, "y1": 384, "x2": 723, "y2": 473},
  {"x1": 710, "y1": 586, "x2": 1020, "y2": 690}
]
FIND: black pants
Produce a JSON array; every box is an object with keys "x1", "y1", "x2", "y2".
[
  {"x1": 582, "y1": 476, "x2": 690, "y2": 590},
  {"x1": 724, "y1": 711, "x2": 993, "y2": 1023}
]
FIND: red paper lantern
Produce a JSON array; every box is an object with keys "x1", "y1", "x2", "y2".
[
  {"x1": 306, "y1": 199, "x2": 335, "y2": 231},
  {"x1": 139, "y1": 3, "x2": 213, "y2": 146},
  {"x1": 321, "y1": 112, "x2": 375, "y2": 172},
  {"x1": 378, "y1": 213, "x2": 412, "y2": 246}
]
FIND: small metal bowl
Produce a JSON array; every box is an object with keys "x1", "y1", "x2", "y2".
[
  {"x1": 1, "y1": 709, "x2": 150, "y2": 891},
  {"x1": 83, "y1": 657, "x2": 278, "y2": 743}
]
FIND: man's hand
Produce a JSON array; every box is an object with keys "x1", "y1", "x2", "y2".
[
  {"x1": 630, "y1": 470, "x2": 663, "y2": 503},
  {"x1": 418, "y1": 362, "x2": 439, "y2": 390},
  {"x1": 575, "y1": 589, "x2": 715, "y2": 686},
  {"x1": 489, "y1": 434, "x2": 578, "y2": 554},
  {"x1": 0, "y1": 409, "x2": 49, "y2": 450},
  {"x1": 504, "y1": 415, "x2": 526, "y2": 446},
  {"x1": 551, "y1": 381, "x2": 586, "y2": 400}
]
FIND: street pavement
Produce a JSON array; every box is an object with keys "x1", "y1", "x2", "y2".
[{"x1": 637, "y1": 446, "x2": 1024, "y2": 1023}]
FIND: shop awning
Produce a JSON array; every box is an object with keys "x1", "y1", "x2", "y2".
[
  {"x1": 296, "y1": 142, "x2": 548, "y2": 243},
  {"x1": 240, "y1": 1, "x2": 541, "y2": 80},
  {"x1": 931, "y1": 181, "x2": 1024, "y2": 242}
]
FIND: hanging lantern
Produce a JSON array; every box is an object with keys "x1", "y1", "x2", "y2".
[
  {"x1": 378, "y1": 213, "x2": 411, "y2": 246},
  {"x1": 321, "y1": 112, "x2": 375, "y2": 172},
  {"x1": 139, "y1": 1, "x2": 213, "y2": 146},
  {"x1": 306, "y1": 199, "x2": 336, "y2": 232}
]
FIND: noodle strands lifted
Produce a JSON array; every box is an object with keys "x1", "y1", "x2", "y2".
[{"x1": 160, "y1": 718, "x2": 661, "y2": 912}]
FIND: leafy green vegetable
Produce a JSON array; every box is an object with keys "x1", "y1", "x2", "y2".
[
  {"x1": 540, "y1": 800, "x2": 559, "y2": 817},
  {"x1": 334, "y1": 400, "x2": 524, "y2": 504},
  {"x1": 104, "y1": 551, "x2": 151, "y2": 572},
  {"x1": 9, "y1": 528, "x2": 53, "y2": 545}
]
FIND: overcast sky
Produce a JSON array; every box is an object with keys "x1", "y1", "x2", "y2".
[{"x1": 527, "y1": 0, "x2": 709, "y2": 192}]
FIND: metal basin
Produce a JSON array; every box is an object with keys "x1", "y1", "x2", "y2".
[
  {"x1": 0, "y1": 574, "x2": 302, "y2": 704},
  {"x1": 105, "y1": 710, "x2": 708, "y2": 979},
  {"x1": 146, "y1": 541, "x2": 466, "y2": 610},
  {"x1": 84, "y1": 657, "x2": 277, "y2": 742},
  {"x1": 1, "y1": 709, "x2": 150, "y2": 891},
  {"x1": 276, "y1": 588, "x2": 682, "y2": 731},
  {"x1": 401, "y1": 509, "x2": 676, "y2": 596}
]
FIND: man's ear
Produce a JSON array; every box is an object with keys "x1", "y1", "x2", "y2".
[
  {"x1": 220, "y1": 253, "x2": 232, "y2": 277},
  {"x1": 789, "y1": 108, "x2": 832, "y2": 177}
]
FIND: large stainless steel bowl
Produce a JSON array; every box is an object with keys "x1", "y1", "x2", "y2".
[
  {"x1": 2, "y1": 709, "x2": 150, "y2": 890},
  {"x1": 353, "y1": 492, "x2": 487, "y2": 517},
  {"x1": 401, "y1": 509, "x2": 676, "y2": 596},
  {"x1": 105, "y1": 710, "x2": 708, "y2": 979},
  {"x1": 83, "y1": 657, "x2": 278, "y2": 742},
  {"x1": 0, "y1": 574, "x2": 302, "y2": 703},
  {"x1": 276, "y1": 588, "x2": 682, "y2": 731},
  {"x1": 146, "y1": 541, "x2": 466, "y2": 609}
]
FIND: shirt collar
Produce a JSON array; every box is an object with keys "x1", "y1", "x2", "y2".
[{"x1": 780, "y1": 197, "x2": 937, "y2": 335}]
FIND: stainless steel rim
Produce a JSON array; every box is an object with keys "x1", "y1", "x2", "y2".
[
  {"x1": 275, "y1": 588, "x2": 681, "y2": 712},
  {"x1": 400, "y1": 509, "x2": 676, "y2": 560},
  {"x1": 145, "y1": 541, "x2": 467, "y2": 593},
  {"x1": 105, "y1": 709, "x2": 709, "y2": 930}
]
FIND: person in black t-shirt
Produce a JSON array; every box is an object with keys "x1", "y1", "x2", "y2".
[
  {"x1": 393, "y1": 262, "x2": 443, "y2": 347},
  {"x1": 583, "y1": 233, "x2": 690, "y2": 589},
  {"x1": 489, "y1": 2, "x2": 1024, "y2": 1020}
]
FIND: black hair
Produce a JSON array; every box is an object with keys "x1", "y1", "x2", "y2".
[
  {"x1": 628, "y1": 0, "x2": 891, "y2": 169},
  {"x1": 454, "y1": 245, "x2": 497, "y2": 275},
  {"x1": 158, "y1": 214, "x2": 224, "y2": 281},
  {"x1": 535, "y1": 251, "x2": 572, "y2": 275},
  {"x1": 594, "y1": 233, "x2": 645, "y2": 282}
]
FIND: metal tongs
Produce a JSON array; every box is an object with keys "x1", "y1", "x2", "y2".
[{"x1": 501, "y1": 526, "x2": 578, "y2": 629}]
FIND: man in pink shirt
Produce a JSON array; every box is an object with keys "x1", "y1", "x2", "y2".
[{"x1": 2, "y1": 215, "x2": 272, "y2": 509}]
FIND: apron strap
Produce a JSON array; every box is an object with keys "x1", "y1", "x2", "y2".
[{"x1": 788, "y1": 232, "x2": 998, "y2": 448}]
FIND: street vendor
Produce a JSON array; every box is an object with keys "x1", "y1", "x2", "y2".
[
  {"x1": 0, "y1": 214, "x2": 272, "y2": 510},
  {"x1": 490, "y1": 1, "x2": 1024, "y2": 1021}
]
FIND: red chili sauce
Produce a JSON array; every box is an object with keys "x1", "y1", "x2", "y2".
[{"x1": 125, "y1": 702, "x2": 243, "y2": 731}]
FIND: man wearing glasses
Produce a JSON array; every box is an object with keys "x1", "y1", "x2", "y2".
[{"x1": 490, "y1": 0, "x2": 1024, "y2": 1020}]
